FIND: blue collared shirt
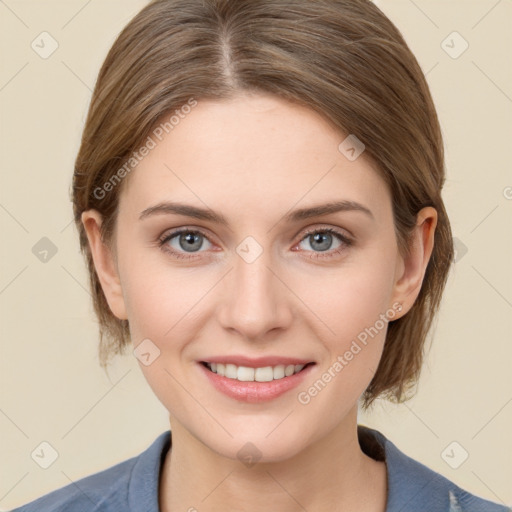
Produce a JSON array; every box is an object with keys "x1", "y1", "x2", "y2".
[{"x1": 10, "y1": 426, "x2": 511, "y2": 511}]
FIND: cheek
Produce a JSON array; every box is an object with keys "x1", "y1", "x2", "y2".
[
  {"x1": 298, "y1": 253, "x2": 396, "y2": 341},
  {"x1": 118, "y1": 252, "x2": 206, "y2": 414},
  {"x1": 292, "y1": 250, "x2": 396, "y2": 394},
  {"x1": 121, "y1": 230, "x2": 397, "y2": 349},
  {"x1": 118, "y1": 243, "x2": 204, "y2": 341}
]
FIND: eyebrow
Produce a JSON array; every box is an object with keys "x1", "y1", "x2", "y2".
[{"x1": 139, "y1": 199, "x2": 374, "y2": 225}]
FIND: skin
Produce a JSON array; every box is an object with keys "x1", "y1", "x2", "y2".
[{"x1": 82, "y1": 91, "x2": 437, "y2": 512}]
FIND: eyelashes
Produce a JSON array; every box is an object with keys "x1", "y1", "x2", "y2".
[{"x1": 158, "y1": 226, "x2": 353, "y2": 261}]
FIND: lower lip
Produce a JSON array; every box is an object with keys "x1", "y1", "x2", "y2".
[{"x1": 198, "y1": 362, "x2": 315, "y2": 403}]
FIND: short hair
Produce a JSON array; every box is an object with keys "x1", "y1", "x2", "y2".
[{"x1": 72, "y1": 0, "x2": 454, "y2": 408}]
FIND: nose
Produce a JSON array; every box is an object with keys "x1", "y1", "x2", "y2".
[{"x1": 217, "y1": 244, "x2": 293, "y2": 341}]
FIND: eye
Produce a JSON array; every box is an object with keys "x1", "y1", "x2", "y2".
[
  {"x1": 158, "y1": 226, "x2": 353, "y2": 261},
  {"x1": 294, "y1": 227, "x2": 353, "y2": 260},
  {"x1": 158, "y1": 228, "x2": 212, "y2": 259}
]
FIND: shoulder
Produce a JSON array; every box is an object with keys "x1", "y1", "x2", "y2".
[
  {"x1": 9, "y1": 430, "x2": 171, "y2": 512},
  {"x1": 358, "y1": 425, "x2": 511, "y2": 512},
  {"x1": 9, "y1": 457, "x2": 135, "y2": 512}
]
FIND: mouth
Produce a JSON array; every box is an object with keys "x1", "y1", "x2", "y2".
[
  {"x1": 200, "y1": 361, "x2": 316, "y2": 382},
  {"x1": 198, "y1": 359, "x2": 316, "y2": 402}
]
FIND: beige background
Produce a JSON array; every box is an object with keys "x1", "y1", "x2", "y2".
[{"x1": 1, "y1": 0, "x2": 511, "y2": 509}]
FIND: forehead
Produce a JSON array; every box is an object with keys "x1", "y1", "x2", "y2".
[{"x1": 118, "y1": 92, "x2": 391, "y2": 224}]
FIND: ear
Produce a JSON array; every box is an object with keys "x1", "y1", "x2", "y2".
[
  {"x1": 390, "y1": 206, "x2": 437, "y2": 316},
  {"x1": 81, "y1": 209, "x2": 128, "y2": 320}
]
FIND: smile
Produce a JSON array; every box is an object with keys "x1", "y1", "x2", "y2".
[
  {"x1": 202, "y1": 361, "x2": 314, "y2": 382},
  {"x1": 198, "y1": 360, "x2": 316, "y2": 403}
]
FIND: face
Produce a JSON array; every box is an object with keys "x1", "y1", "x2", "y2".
[{"x1": 84, "y1": 92, "x2": 427, "y2": 463}]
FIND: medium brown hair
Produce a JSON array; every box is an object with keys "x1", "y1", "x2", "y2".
[{"x1": 72, "y1": 0, "x2": 454, "y2": 408}]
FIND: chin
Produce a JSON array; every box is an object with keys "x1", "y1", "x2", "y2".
[{"x1": 195, "y1": 421, "x2": 313, "y2": 465}]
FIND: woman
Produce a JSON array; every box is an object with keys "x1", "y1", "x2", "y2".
[{"x1": 11, "y1": 0, "x2": 510, "y2": 511}]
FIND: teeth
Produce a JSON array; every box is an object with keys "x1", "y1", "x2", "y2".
[
  {"x1": 205, "y1": 362, "x2": 307, "y2": 381},
  {"x1": 225, "y1": 364, "x2": 237, "y2": 379},
  {"x1": 255, "y1": 366, "x2": 273, "y2": 382},
  {"x1": 238, "y1": 366, "x2": 255, "y2": 381}
]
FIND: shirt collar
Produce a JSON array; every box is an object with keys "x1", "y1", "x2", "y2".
[
  {"x1": 358, "y1": 425, "x2": 451, "y2": 512},
  {"x1": 128, "y1": 430, "x2": 171, "y2": 511},
  {"x1": 127, "y1": 426, "x2": 453, "y2": 512}
]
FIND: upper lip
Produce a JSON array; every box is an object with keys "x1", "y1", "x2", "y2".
[{"x1": 200, "y1": 355, "x2": 315, "y2": 367}]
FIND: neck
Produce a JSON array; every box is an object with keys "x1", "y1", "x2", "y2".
[{"x1": 159, "y1": 406, "x2": 387, "y2": 512}]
